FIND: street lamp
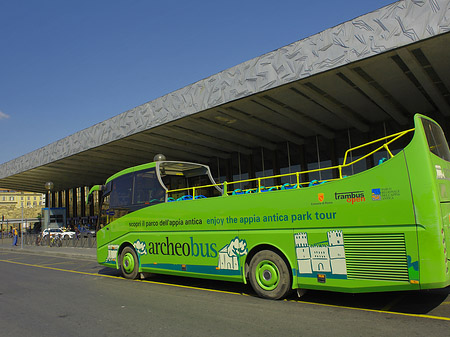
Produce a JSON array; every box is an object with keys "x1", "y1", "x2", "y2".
[
  {"x1": 45, "y1": 182, "x2": 54, "y2": 246},
  {"x1": 45, "y1": 182, "x2": 54, "y2": 193},
  {"x1": 20, "y1": 191, "x2": 24, "y2": 249}
]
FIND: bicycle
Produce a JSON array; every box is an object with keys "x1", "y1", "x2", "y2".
[{"x1": 50, "y1": 235, "x2": 62, "y2": 247}]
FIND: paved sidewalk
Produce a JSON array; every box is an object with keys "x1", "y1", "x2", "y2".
[{"x1": 0, "y1": 238, "x2": 96, "y2": 261}]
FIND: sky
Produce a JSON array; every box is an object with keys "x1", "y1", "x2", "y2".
[{"x1": 0, "y1": 0, "x2": 395, "y2": 164}]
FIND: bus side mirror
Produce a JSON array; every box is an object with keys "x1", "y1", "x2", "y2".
[
  {"x1": 86, "y1": 184, "x2": 105, "y2": 205},
  {"x1": 87, "y1": 193, "x2": 93, "y2": 206}
]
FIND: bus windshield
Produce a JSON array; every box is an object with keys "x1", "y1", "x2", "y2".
[{"x1": 109, "y1": 167, "x2": 165, "y2": 207}]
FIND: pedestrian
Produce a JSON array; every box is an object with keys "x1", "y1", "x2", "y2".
[{"x1": 12, "y1": 227, "x2": 18, "y2": 246}]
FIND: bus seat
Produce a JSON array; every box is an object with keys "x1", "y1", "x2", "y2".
[
  {"x1": 167, "y1": 197, "x2": 175, "y2": 202},
  {"x1": 268, "y1": 186, "x2": 278, "y2": 191},
  {"x1": 177, "y1": 195, "x2": 193, "y2": 201},
  {"x1": 232, "y1": 189, "x2": 244, "y2": 195},
  {"x1": 194, "y1": 195, "x2": 206, "y2": 199},
  {"x1": 281, "y1": 183, "x2": 298, "y2": 190},
  {"x1": 308, "y1": 180, "x2": 319, "y2": 187},
  {"x1": 378, "y1": 157, "x2": 388, "y2": 165},
  {"x1": 245, "y1": 189, "x2": 257, "y2": 194}
]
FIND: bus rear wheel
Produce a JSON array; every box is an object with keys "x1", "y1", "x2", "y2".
[
  {"x1": 249, "y1": 250, "x2": 292, "y2": 300},
  {"x1": 120, "y1": 246, "x2": 139, "y2": 280}
]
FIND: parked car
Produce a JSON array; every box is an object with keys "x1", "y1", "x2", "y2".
[
  {"x1": 79, "y1": 227, "x2": 96, "y2": 237},
  {"x1": 42, "y1": 228, "x2": 76, "y2": 239}
]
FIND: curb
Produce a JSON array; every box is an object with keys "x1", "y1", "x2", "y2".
[{"x1": 0, "y1": 246, "x2": 97, "y2": 261}]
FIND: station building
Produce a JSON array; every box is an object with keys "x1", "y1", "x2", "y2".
[{"x1": 0, "y1": 0, "x2": 449, "y2": 226}]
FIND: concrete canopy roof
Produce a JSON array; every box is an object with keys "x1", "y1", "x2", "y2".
[{"x1": 1, "y1": 0, "x2": 450, "y2": 193}]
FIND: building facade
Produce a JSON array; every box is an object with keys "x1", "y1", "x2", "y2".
[{"x1": 0, "y1": 189, "x2": 45, "y2": 220}]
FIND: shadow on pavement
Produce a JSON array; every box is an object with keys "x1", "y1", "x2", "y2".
[
  {"x1": 296, "y1": 287, "x2": 449, "y2": 314},
  {"x1": 96, "y1": 265, "x2": 450, "y2": 317}
]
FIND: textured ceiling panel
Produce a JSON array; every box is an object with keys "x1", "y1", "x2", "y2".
[
  {"x1": 1, "y1": 0, "x2": 449, "y2": 181},
  {"x1": 1, "y1": 0, "x2": 450, "y2": 193}
]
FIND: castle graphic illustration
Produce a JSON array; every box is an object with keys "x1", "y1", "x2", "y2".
[{"x1": 294, "y1": 230, "x2": 347, "y2": 277}]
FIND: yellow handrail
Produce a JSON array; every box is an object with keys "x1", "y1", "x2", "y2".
[
  {"x1": 342, "y1": 129, "x2": 414, "y2": 167},
  {"x1": 166, "y1": 128, "x2": 415, "y2": 199}
]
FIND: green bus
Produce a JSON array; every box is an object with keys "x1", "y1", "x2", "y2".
[{"x1": 89, "y1": 114, "x2": 450, "y2": 299}]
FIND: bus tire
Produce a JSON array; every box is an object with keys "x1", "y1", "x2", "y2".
[
  {"x1": 249, "y1": 250, "x2": 292, "y2": 300},
  {"x1": 120, "y1": 246, "x2": 139, "y2": 280}
]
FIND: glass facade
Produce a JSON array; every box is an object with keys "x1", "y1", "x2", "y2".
[{"x1": 208, "y1": 121, "x2": 415, "y2": 187}]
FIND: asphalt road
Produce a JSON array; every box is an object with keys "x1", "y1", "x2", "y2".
[{"x1": 0, "y1": 251, "x2": 449, "y2": 337}]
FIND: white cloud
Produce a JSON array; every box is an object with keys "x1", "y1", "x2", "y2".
[{"x1": 0, "y1": 110, "x2": 10, "y2": 120}]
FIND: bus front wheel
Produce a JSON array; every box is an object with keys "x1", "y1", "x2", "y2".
[
  {"x1": 249, "y1": 250, "x2": 292, "y2": 300},
  {"x1": 120, "y1": 246, "x2": 139, "y2": 280}
]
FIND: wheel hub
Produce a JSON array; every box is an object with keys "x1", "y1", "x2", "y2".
[
  {"x1": 256, "y1": 260, "x2": 280, "y2": 291},
  {"x1": 123, "y1": 252, "x2": 135, "y2": 274},
  {"x1": 263, "y1": 270, "x2": 272, "y2": 281}
]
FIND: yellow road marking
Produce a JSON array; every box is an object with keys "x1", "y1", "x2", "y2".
[
  {"x1": 287, "y1": 299, "x2": 450, "y2": 322},
  {"x1": 0, "y1": 258, "x2": 243, "y2": 295},
  {"x1": 0, "y1": 255, "x2": 29, "y2": 261},
  {"x1": 297, "y1": 301, "x2": 450, "y2": 321},
  {"x1": 1, "y1": 258, "x2": 450, "y2": 322},
  {"x1": 40, "y1": 260, "x2": 80, "y2": 267},
  {"x1": 0, "y1": 258, "x2": 120, "y2": 279}
]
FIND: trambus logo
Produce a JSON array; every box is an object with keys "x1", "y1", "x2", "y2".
[{"x1": 335, "y1": 191, "x2": 365, "y2": 204}]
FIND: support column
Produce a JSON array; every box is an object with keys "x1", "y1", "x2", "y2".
[
  {"x1": 97, "y1": 190, "x2": 103, "y2": 230},
  {"x1": 225, "y1": 158, "x2": 233, "y2": 183},
  {"x1": 330, "y1": 139, "x2": 339, "y2": 179},
  {"x1": 365, "y1": 131, "x2": 375, "y2": 169},
  {"x1": 65, "y1": 189, "x2": 70, "y2": 219},
  {"x1": 272, "y1": 148, "x2": 280, "y2": 186},
  {"x1": 51, "y1": 192, "x2": 56, "y2": 208},
  {"x1": 58, "y1": 191, "x2": 63, "y2": 208},
  {"x1": 300, "y1": 144, "x2": 308, "y2": 183},
  {"x1": 80, "y1": 187, "x2": 86, "y2": 218},
  {"x1": 247, "y1": 153, "x2": 254, "y2": 180},
  {"x1": 72, "y1": 188, "x2": 77, "y2": 219},
  {"x1": 89, "y1": 186, "x2": 95, "y2": 216}
]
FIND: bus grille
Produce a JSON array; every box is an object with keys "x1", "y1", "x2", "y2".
[{"x1": 344, "y1": 233, "x2": 409, "y2": 282}]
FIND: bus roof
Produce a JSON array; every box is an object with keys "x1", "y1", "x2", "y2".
[
  {"x1": 106, "y1": 162, "x2": 157, "y2": 184},
  {"x1": 105, "y1": 161, "x2": 211, "y2": 184}
]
